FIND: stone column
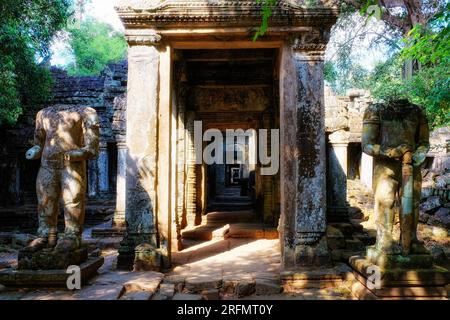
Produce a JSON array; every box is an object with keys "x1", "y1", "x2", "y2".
[
  {"x1": 360, "y1": 152, "x2": 373, "y2": 190},
  {"x1": 185, "y1": 111, "x2": 197, "y2": 227},
  {"x1": 280, "y1": 31, "x2": 331, "y2": 268},
  {"x1": 113, "y1": 138, "x2": 127, "y2": 228},
  {"x1": 117, "y1": 31, "x2": 162, "y2": 270},
  {"x1": 87, "y1": 159, "x2": 98, "y2": 198},
  {"x1": 97, "y1": 141, "x2": 109, "y2": 194},
  {"x1": 327, "y1": 130, "x2": 350, "y2": 222}
]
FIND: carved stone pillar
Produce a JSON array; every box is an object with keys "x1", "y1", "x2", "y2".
[
  {"x1": 88, "y1": 159, "x2": 98, "y2": 198},
  {"x1": 280, "y1": 31, "x2": 331, "y2": 268},
  {"x1": 175, "y1": 82, "x2": 187, "y2": 247},
  {"x1": 185, "y1": 111, "x2": 197, "y2": 227},
  {"x1": 113, "y1": 138, "x2": 127, "y2": 228},
  {"x1": 262, "y1": 113, "x2": 274, "y2": 225},
  {"x1": 327, "y1": 130, "x2": 350, "y2": 222},
  {"x1": 118, "y1": 31, "x2": 162, "y2": 270},
  {"x1": 97, "y1": 141, "x2": 109, "y2": 194}
]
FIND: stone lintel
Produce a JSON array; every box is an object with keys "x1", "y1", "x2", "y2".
[
  {"x1": 125, "y1": 29, "x2": 162, "y2": 46},
  {"x1": 115, "y1": 1, "x2": 339, "y2": 30}
]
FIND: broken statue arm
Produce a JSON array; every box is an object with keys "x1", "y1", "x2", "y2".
[{"x1": 26, "y1": 110, "x2": 45, "y2": 160}]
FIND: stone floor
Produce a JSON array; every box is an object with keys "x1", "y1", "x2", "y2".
[
  {"x1": 0, "y1": 240, "x2": 355, "y2": 300},
  {"x1": 0, "y1": 179, "x2": 448, "y2": 300}
]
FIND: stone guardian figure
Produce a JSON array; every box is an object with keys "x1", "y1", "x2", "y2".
[
  {"x1": 25, "y1": 105, "x2": 99, "y2": 253},
  {"x1": 362, "y1": 99, "x2": 430, "y2": 265}
]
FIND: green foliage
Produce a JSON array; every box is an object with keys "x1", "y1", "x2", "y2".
[
  {"x1": 402, "y1": 4, "x2": 449, "y2": 65},
  {"x1": 324, "y1": 60, "x2": 370, "y2": 95},
  {"x1": 253, "y1": 0, "x2": 277, "y2": 41},
  {"x1": 66, "y1": 19, "x2": 127, "y2": 76},
  {"x1": 364, "y1": 55, "x2": 449, "y2": 129},
  {"x1": 0, "y1": 0, "x2": 72, "y2": 126}
]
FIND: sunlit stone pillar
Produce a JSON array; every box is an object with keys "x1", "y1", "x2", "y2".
[
  {"x1": 118, "y1": 31, "x2": 162, "y2": 270},
  {"x1": 280, "y1": 31, "x2": 331, "y2": 269},
  {"x1": 113, "y1": 139, "x2": 127, "y2": 228},
  {"x1": 327, "y1": 130, "x2": 350, "y2": 222},
  {"x1": 97, "y1": 141, "x2": 109, "y2": 194},
  {"x1": 361, "y1": 152, "x2": 373, "y2": 190}
]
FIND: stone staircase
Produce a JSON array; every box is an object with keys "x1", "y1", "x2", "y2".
[{"x1": 181, "y1": 187, "x2": 278, "y2": 245}]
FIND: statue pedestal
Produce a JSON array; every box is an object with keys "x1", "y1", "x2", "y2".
[
  {"x1": 366, "y1": 246, "x2": 434, "y2": 269},
  {"x1": 0, "y1": 246, "x2": 104, "y2": 287},
  {"x1": 349, "y1": 255, "x2": 449, "y2": 299},
  {"x1": 18, "y1": 246, "x2": 89, "y2": 270}
]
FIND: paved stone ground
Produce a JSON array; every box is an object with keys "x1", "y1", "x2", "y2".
[
  {"x1": 0, "y1": 179, "x2": 448, "y2": 300},
  {"x1": 0, "y1": 239, "x2": 354, "y2": 300}
]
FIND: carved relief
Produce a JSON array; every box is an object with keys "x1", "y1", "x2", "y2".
[{"x1": 190, "y1": 87, "x2": 270, "y2": 112}]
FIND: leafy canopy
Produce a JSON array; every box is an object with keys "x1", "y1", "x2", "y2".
[
  {"x1": 0, "y1": 0, "x2": 72, "y2": 125},
  {"x1": 66, "y1": 18, "x2": 127, "y2": 76}
]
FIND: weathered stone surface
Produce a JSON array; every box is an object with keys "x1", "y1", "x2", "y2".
[
  {"x1": 120, "y1": 291, "x2": 152, "y2": 300},
  {"x1": 159, "y1": 283, "x2": 175, "y2": 298},
  {"x1": 118, "y1": 43, "x2": 160, "y2": 270},
  {"x1": 326, "y1": 226, "x2": 345, "y2": 250},
  {"x1": 255, "y1": 279, "x2": 282, "y2": 295},
  {"x1": 350, "y1": 255, "x2": 450, "y2": 286},
  {"x1": 185, "y1": 274, "x2": 222, "y2": 293},
  {"x1": 0, "y1": 256, "x2": 103, "y2": 287},
  {"x1": 420, "y1": 196, "x2": 443, "y2": 213},
  {"x1": 151, "y1": 293, "x2": 170, "y2": 300},
  {"x1": 281, "y1": 266, "x2": 347, "y2": 292},
  {"x1": 350, "y1": 255, "x2": 450, "y2": 299},
  {"x1": 122, "y1": 271, "x2": 164, "y2": 294},
  {"x1": 18, "y1": 246, "x2": 88, "y2": 270},
  {"x1": 201, "y1": 289, "x2": 219, "y2": 300},
  {"x1": 235, "y1": 280, "x2": 256, "y2": 298},
  {"x1": 133, "y1": 244, "x2": 162, "y2": 271},
  {"x1": 366, "y1": 247, "x2": 434, "y2": 269},
  {"x1": 172, "y1": 293, "x2": 202, "y2": 300},
  {"x1": 345, "y1": 239, "x2": 365, "y2": 251},
  {"x1": 72, "y1": 284, "x2": 123, "y2": 300},
  {"x1": 434, "y1": 208, "x2": 450, "y2": 228}
]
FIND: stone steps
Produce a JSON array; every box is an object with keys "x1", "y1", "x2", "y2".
[
  {"x1": 228, "y1": 223, "x2": 278, "y2": 239},
  {"x1": 181, "y1": 223, "x2": 279, "y2": 241},
  {"x1": 213, "y1": 195, "x2": 252, "y2": 202},
  {"x1": 206, "y1": 210, "x2": 257, "y2": 224},
  {"x1": 181, "y1": 224, "x2": 230, "y2": 241},
  {"x1": 208, "y1": 201, "x2": 253, "y2": 211}
]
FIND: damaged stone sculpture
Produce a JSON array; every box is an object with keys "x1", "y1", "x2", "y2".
[
  {"x1": 19, "y1": 105, "x2": 100, "y2": 270},
  {"x1": 361, "y1": 99, "x2": 432, "y2": 268}
]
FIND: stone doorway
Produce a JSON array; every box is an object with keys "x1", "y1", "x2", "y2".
[
  {"x1": 116, "y1": 1, "x2": 338, "y2": 272},
  {"x1": 173, "y1": 49, "x2": 281, "y2": 256}
]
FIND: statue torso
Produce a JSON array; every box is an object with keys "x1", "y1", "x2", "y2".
[{"x1": 40, "y1": 106, "x2": 89, "y2": 159}]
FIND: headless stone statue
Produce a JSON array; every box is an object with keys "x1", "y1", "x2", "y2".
[
  {"x1": 362, "y1": 99, "x2": 431, "y2": 267},
  {"x1": 25, "y1": 105, "x2": 99, "y2": 255}
]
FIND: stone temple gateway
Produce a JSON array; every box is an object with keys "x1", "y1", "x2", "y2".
[{"x1": 114, "y1": 0, "x2": 339, "y2": 271}]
